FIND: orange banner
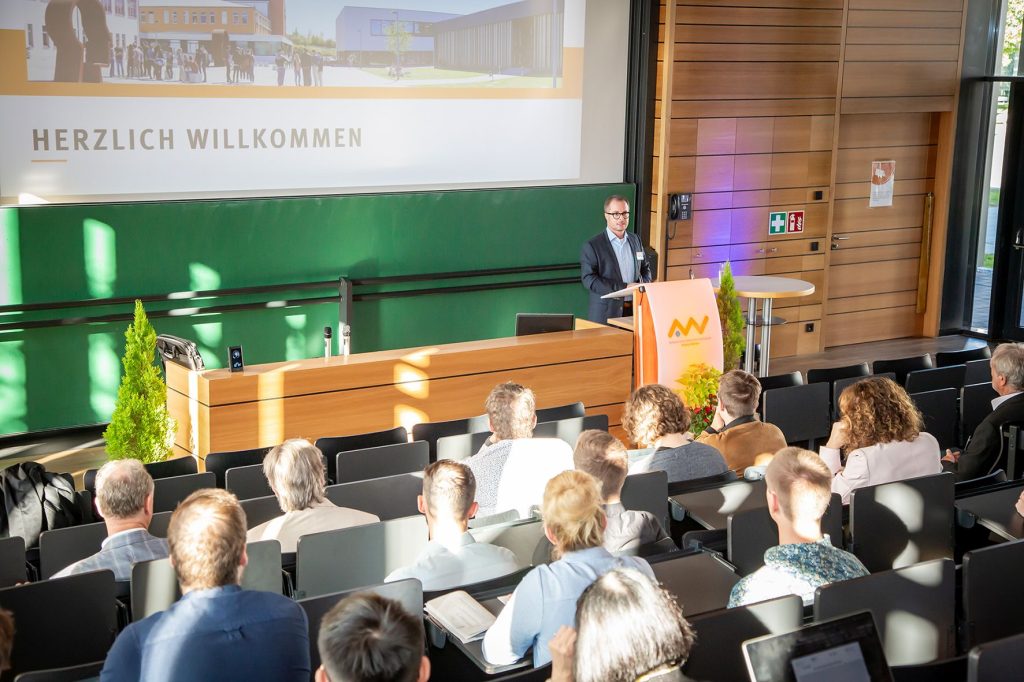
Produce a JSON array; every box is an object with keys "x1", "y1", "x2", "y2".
[{"x1": 635, "y1": 279, "x2": 723, "y2": 387}]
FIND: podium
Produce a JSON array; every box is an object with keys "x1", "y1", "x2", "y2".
[{"x1": 603, "y1": 280, "x2": 723, "y2": 387}]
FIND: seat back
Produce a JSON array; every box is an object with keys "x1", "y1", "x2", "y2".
[
  {"x1": 807, "y1": 362, "x2": 871, "y2": 385},
  {"x1": 535, "y1": 401, "x2": 586, "y2": 423},
  {"x1": 961, "y1": 382, "x2": 998, "y2": 448},
  {"x1": 965, "y1": 358, "x2": 993, "y2": 385},
  {"x1": 832, "y1": 372, "x2": 897, "y2": 418},
  {"x1": 684, "y1": 595, "x2": 803, "y2": 682},
  {"x1": 324, "y1": 473, "x2": 424, "y2": 520},
  {"x1": 0, "y1": 536, "x2": 27, "y2": 588},
  {"x1": 225, "y1": 463, "x2": 273, "y2": 500},
  {"x1": 242, "y1": 539, "x2": 284, "y2": 595},
  {"x1": 83, "y1": 456, "x2": 200, "y2": 496},
  {"x1": 761, "y1": 382, "x2": 831, "y2": 448},
  {"x1": 1000, "y1": 422, "x2": 1024, "y2": 480},
  {"x1": 204, "y1": 447, "x2": 270, "y2": 488},
  {"x1": 295, "y1": 515, "x2": 428, "y2": 599},
  {"x1": 435, "y1": 431, "x2": 491, "y2": 462},
  {"x1": 470, "y1": 519, "x2": 551, "y2": 568},
  {"x1": 955, "y1": 469, "x2": 1008, "y2": 496},
  {"x1": 531, "y1": 414, "x2": 609, "y2": 443},
  {"x1": 315, "y1": 426, "x2": 409, "y2": 483},
  {"x1": 336, "y1": 441, "x2": 429, "y2": 484},
  {"x1": 849, "y1": 472, "x2": 954, "y2": 572},
  {"x1": 0, "y1": 571, "x2": 118, "y2": 678},
  {"x1": 909, "y1": 388, "x2": 959, "y2": 451},
  {"x1": 873, "y1": 354, "x2": 934, "y2": 386},
  {"x1": 621, "y1": 470, "x2": 670, "y2": 530},
  {"x1": 666, "y1": 470, "x2": 738, "y2": 497},
  {"x1": 814, "y1": 558, "x2": 955, "y2": 666},
  {"x1": 412, "y1": 415, "x2": 489, "y2": 461},
  {"x1": 650, "y1": 552, "x2": 740, "y2": 617},
  {"x1": 39, "y1": 521, "x2": 108, "y2": 579},
  {"x1": 297, "y1": 579, "x2": 423, "y2": 676},
  {"x1": 968, "y1": 632, "x2": 1024, "y2": 682},
  {"x1": 757, "y1": 371, "x2": 804, "y2": 391},
  {"x1": 936, "y1": 346, "x2": 991, "y2": 368},
  {"x1": 239, "y1": 494, "x2": 286, "y2": 529},
  {"x1": 727, "y1": 494, "x2": 843, "y2": 576},
  {"x1": 152, "y1": 471, "x2": 216, "y2": 513},
  {"x1": 905, "y1": 365, "x2": 966, "y2": 394},
  {"x1": 963, "y1": 539, "x2": 1024, "y2": 649},
  {"x1": 11, "y1": 660, "x2": 105, "y2": 682}
]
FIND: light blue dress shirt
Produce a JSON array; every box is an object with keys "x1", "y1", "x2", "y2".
[
  {"x1": 482, "y1": 546, "x2": 654, "y2": 667},
  {"x1": 606, "y1": 227, "x2": 636, "y2": 284}
]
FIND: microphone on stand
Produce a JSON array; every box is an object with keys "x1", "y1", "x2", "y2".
[
  {"x1": 323, "y1": 326, "x2": 332, "y2": 359},
  {"x1": 341, "y1": 323, "x2": 351, "y2": 357}
]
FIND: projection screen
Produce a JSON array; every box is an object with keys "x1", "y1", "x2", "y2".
[{"x1": 0, "y1": 0, "x2": 630, "y2": 204}]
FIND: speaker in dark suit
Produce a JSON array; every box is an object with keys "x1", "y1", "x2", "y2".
[{"x1": 580, "y1": 196, "x2": 653, "y2": 323}]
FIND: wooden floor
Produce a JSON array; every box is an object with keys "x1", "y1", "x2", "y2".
[{"x1": 0, "y1": 334, "x2": 993, "y2": 490}]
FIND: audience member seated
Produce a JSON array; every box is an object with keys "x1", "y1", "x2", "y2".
[
  {"x1": 622, "y1": 384, "x2": 728, "y2": 483},
  {"x1": 247, "y1": 439, "x2": 378, "y2": 553},
  {"x1": 101, "y1": 489, "x2": 310, "y2": 681},
  {"x1": 482, "y1": 470, "x2": 654, "y2": 668},
  {"x1": 465, "y1": 382, "x2": 574, "y2": 518},
  {"x1": 729, "y1": 448, "x2": 868, "y2": 608},
  {"x1": 52, "y1": 459, "x2": 168, "y2": 581},
  {"x1": 573, "y1": 430, "x2": 668, "y2": 553},
  {"x1": 548, "y1": 568, "x2": 696, "y2": 682},
  {"x1": 385, "y1": 460, "x2": 520, "y2": 590},
  {"x1": 942, "y1": 342, "x2": 1024, "y2": 480},
  {"x1": 315, "y1": 592, "x2": 430, "y2": 682},
  {"x1": 820, "y1": 377, "x2": 941, "y2": 505},
  {"x1": 697, "y1": 370, "x2": 787, "y2": 473},
  {"x1": 0, "y1": 609, "x2": 12, "y2": 674}
]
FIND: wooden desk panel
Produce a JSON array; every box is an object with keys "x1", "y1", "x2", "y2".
[{"x1": 167, "y1": 328, "x2": 633, "y2": 458}]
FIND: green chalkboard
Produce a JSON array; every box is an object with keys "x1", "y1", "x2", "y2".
[{"x1": 0, "y1": 183, "x2": 633, "y2": 435}]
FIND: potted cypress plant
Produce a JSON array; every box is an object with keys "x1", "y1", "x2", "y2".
[
  {"x1": 717, "y1": 261, "x2": 746, "y2": 371},
  {"x1": 103, "y1": 300, "x2": 175, "y2": 463}
]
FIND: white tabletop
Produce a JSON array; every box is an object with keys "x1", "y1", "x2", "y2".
[{"x1": 710, "y1": 275, "x2": 815, "y2": 300}]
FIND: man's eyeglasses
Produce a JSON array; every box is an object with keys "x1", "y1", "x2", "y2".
[{"x1": 605, "y1": 212, "x2": 630, "y2": 219}]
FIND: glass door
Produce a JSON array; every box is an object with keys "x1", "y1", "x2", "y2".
[{"x1": 990, "y1": 80, "x2": 1024, "y2": 341}]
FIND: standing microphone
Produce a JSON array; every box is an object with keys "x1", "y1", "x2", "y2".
[
  {"x1": 323, "y1": 326, "x2": 332, "y2": 359},
  {"x1": 341, "y1": 323, "x2": 351, "y2": 357}
]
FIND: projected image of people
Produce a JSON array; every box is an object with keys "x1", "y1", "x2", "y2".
[{"x1": 6, "y1": 0, "x2": 568, "y2": 89}]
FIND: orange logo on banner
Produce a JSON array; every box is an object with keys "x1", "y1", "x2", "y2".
[{"x1": 668, "y1": 316, "x2": 710, "y2": 338}]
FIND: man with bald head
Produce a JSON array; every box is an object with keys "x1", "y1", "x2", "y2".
[{"x1": 53, "y1": 459, "x2": 167, "y2": 581}]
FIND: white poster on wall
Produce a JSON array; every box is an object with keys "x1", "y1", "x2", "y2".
[
  {"x1": 0, "y1": 0, "x2": 592, "y2": 204},
  {"x1": 870, "y1": 160, "x2": 896, "y2": 208}
]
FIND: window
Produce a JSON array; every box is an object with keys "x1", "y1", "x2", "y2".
[
  {"x1": 233, "y1": 12, "x2": 238, "y2": 24},
  {"x1": 42, "y1": 29, "x2": 50, "y2": 48},
  {"x1": 200, "y1": 14, "x2": 207, "y2": 24},
  {"x1": 102, "y1": 0, "x2": 112, "y2": 13},
  {"x1": 127, "y1": 0, "x2": 136, "y2": 19},
  {"x1": 171, "y1": 11, "x2": 177, "y2": 24},
  {"x1": 163, "y1": 10, "x2": 169, "y2": 23},
  {"x1": 222, "y1": 11, "x2": 227, "y2": 24},
  {"x1": 114, "y1": 0, "x2": 125, "y2": 16},
  {"x1": 192, "y1": 13, "x2": 198, "y2": 24},
  {"x1": 241, "y1": 13, "x2": 248, "y2": 24},
  {"x1": 25, "y1": 24, "x2": 33, "y2": 49}
]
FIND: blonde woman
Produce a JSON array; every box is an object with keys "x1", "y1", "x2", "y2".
[
  {"x1": 821, "y1": 377, "x2": 942, "y2": 505},
  {"x1": 482, "y1": 470, "x2": 654, "y2": 668}
]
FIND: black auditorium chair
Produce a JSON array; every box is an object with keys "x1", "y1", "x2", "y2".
[
  {"x1": 954, "y1": 469, "x2": 1007, "y2": 497},
  {"x1": 39, "y1": 521, "x2": 108, "y2": 580},
  {"x1": 905, "y1": 365, "x2": 966, "y2": 394},
  {"x1": 727, "y1": 494, "x2": 843, "y2": 576},
  {"x1": 12, "y1": 661, "x2": 106, "y2": 682},
  {"x1": 961, "y1": 382, "x2": 998, "y2": 448},
  {"x1": 650, "y1": 552, "x2": 739, "y2": 618},
  {"x1": 315, "y1": 426, "x2": 409, "y2": 484},
  {"x1": 225, "y1": 463, "x2": 273, "y2": 501},
  {"x1": 435, "y1": 431, "x2": 491, "y2": 462},
  {"x1": 968, "y1": 632, "x2": 1024, "y2": 682},
  {"x1": 909, "y1": 388, "x2": 959, "y2": 451},
  {"x1": 1002, "y1": 422, "x2": 1024, "y2": 480},
  {"x1": 814, "y1": 558, "x2": 956, "y2": 667},
  {"x1": 936, "y1": 345, "x2": 991, "y2": 367},
  {"x1": 205, "y1": 446, "x2": 270, "y2": 488},
  {"x1": 240, "y1": 494, "x2": 287, "y2": 529},
  {"x1": 0, "y1": 571, "x2": 119, "y2": 680},
  {"x1": 469, "y1": 519, "x2": 551, "y2": 569},
  {"x1": 336, "y1": 441, "x2": 429, "y2": 484},
  {"x1": 832, "y1": 372, "x2": 896, "y2": 419},
  {"x1": 532, "y1": 414, "x2": 608, "y2": 445},
  {"x1": 806, "y1": 362, "x2": 870, "y2": 386},
  {"x1": 684, "y1": 595, "x2": 803, "y2": 682},
  {"x1": 848, "y1": 472, "x2": 954, "y2": 572},
  {"x1": 84, "y1": 455, "x2": 199, "y2": 496},
  {"x1": 0, "y1": 536, "x2": 27, "y2": 588},
  {"x1": 873, "y1": 354, "x2": 934, "y2": 386},
  {"x1": 152, "y1": 471, "x2": 216, "y2": 513},
  {"x1": 757, "y1": 372, "x2": 804, "y2": 391},
  {"x1": 411, "y1": 416, "x2": 489, "y2": 462},
  {"x1": 760, "y1": 382, "x2": 831, "y2": 449},
  {"x1": 962, "y1": 539, "x2": 1024, "y2": 650},
  {"x1": 621, "y1": 470, "x2": 670, "y2": 531},
  {"x1": 667, "y1": 469, "x2": 737, "y2": 498},
  {"x1": 535, "y1": 401, "x2": 586, "y2": 423},
  {"x1": 325, "y1": 473, "x2": 423, "y2": 521},
  {"x1": 965, "y1": 358, "x2": 993, "y2": 386}
]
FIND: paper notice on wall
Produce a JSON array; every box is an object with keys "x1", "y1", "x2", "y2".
[{"x1": 870, "y1": 160, "x2": 896, "y2": 208}]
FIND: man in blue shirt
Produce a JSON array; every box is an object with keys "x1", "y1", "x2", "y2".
[
  {"x1": 580, "y1": 195, "x2": 653, "y2": 323},
  {"x1": 101, "y1": 489, "x2": 309, "y2": 682}
]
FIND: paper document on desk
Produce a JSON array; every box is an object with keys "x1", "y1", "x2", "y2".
[{"x1": 425, "y1": 591, "x2": 497, "y2": 644}]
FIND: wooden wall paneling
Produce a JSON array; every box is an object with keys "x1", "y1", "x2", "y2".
[
  {"x1": 842, "y1": 62, "x2": 958, "y2": 99},
  {"x1": 651, "y1": 0, "x2": 677, "y2": 282},
  {"x1": 824, "y1": 307, "x2": 919, "y2": 347},
  {"x1": 849, "y1": 0, "x2": 962, "y2": 10},
  {"x1": 834, "y1": 178, "x2": 933, "y2": 200},
  {"x1": 835, "y1": 145, "x2": 938, "y2": 183},
  {"x1": 832, "y1": 194, "x2": 928, "y2": 232},
  {"x1": 674, "y1": 62, "x2": 839, "y2": 101},
  {"x1": 829, "y1": 259, "x2": 920, "y2": 299},
  {"x1": 838, "y1": 113, "x2": 938, "y2": 148}
]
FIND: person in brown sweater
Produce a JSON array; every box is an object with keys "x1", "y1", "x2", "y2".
[{"x1": 697, "y1": 369, "x2": 787, "y2": 473}]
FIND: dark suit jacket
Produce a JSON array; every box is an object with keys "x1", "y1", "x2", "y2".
[
  {"x1": 944, "y1": 392, "x2": 1024, "y2": 481},
  {"x1": 580, "y1": 230, "x2": 653, "y2": 323}
]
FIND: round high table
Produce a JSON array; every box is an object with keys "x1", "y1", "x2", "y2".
[{"x1": 712, "y1": 275, "x2": 815, "y2": 377}]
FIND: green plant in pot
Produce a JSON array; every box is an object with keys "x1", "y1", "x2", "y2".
[
  {"x1": 675, "y1": 363, "x2": 722, "y2": 437},
  {"x1": 717, "y1": 261, "x2": 746, "y2": 370},
  {"x1": 104, "y1": 300, "x2": 176, "y2": 463}
]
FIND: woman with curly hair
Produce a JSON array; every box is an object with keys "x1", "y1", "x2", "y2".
[{"x1": 821, "y1": 376, "x2": 941, "y2": 504}]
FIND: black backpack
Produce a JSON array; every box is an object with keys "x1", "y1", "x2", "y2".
[{"x1": 1, "y1": 462, "x2": 83, "y2": 548}]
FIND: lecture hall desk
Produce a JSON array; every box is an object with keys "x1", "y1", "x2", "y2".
[{"x1": 165, "y1": 323, "x2": 632, "y2": 463}]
